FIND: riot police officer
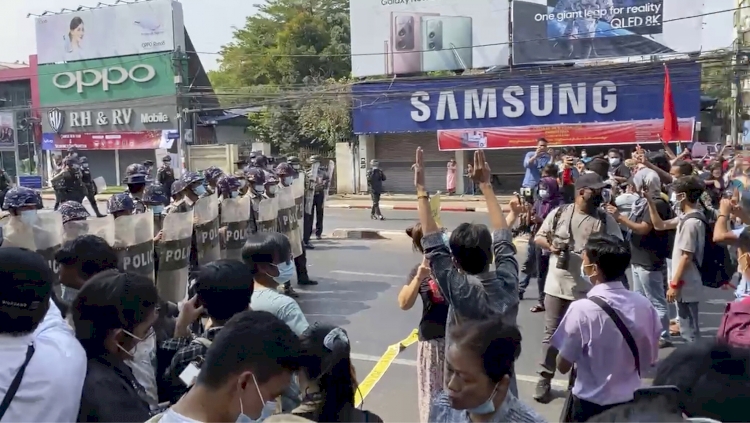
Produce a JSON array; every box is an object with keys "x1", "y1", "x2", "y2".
[
  {"x1": 0, "y1": 168, "x2": 13, "y2": 210},
  {"x1": 123, "y1": 163, "x2": 149, "y2": 214},
  {"x1": 58, "y1": 200, "x2": 90, "y2": 225},
  {"x1": 277, "y1": 162, "x2": 317, "y2": 290},
  {"x1": 216, "y1": 175, "x2": 241, "y2": 201},
  {"x1": 287, "y1": 156, "x2": 302, "y2": 173},
  {"x1": 156, "y1": 156, "x2": 176, "y2": 204},
  {"x1": 52, "y1": 156, "x2": 86, "y2": 205},
  {"x1": 143, "y1": 183, "x2": 169, "y2": 244},
  {"x1": 182, "y1": 171, "x2": 208, "y2": 202},
  {"x1": 245, "y1": 167, "x2": 266, "y2": 234},
  {"x1": 107, "y1": 192, "x2": 135, "y2": 219},
  {"x1": 303, "y1": 155, "x2": 328, "y2": 247},
  {"x1": 263, "y1": 170, "x2": 280, "y2": 199},
  {"x1": 165, "y1": 179, "x2": 188, "y2": 215},
  {"x1": 142, "y1": 160, "x2": 155, "y2": 179},
  {"x1": 203, "y1": 166, "x2": 224, "y2": 195},
  {"x1": 78, "y1": 156, "x2": 106, "y2": 217}
]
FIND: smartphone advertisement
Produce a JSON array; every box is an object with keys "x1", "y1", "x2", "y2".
[
  {"x1": 512, "y1": 0, "x2": 704, "y2": 64},
  {"x1": 350, "y1": 0, "x2": 510, "y2": 77}
]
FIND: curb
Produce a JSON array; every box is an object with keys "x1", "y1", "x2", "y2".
[
  {"x1": 330, "y1": 228, "x2": 410, "y2": 240},
  {"x1": 327, "y1": 204, "x2": 492, "y2": 213}
]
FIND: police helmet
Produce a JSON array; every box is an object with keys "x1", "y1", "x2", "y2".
[
  {"x1": 3, "y1": 187, "x2": 39, "y2": 210},
  {"x1": 252, "y1": 154, "x2": 268, "y2": 169},
  {"x1": 143, "y1": 184, "x2": 169, "y2": 205},
  {"x1": 275, "y1": 162, "x2": 294, "y2": 176},
  {"x1": 171, "y1": 179, "x2": 187, "y2": 197},
  {"x1": 107, "y1": 193, "x2": 135, "y2": 214},
  {"x1": 58, "y1": 201, "x2": 90, "y2": 224},
  {"x1": 263, "y1": 170, "x2": 279, "y2": 185},
  {"x1": 162, "y1": 155, "x2": 172, "y2": 162},
  {"x1": 143, "y1": 160, "x2": 154, "y2": 167},
  {"x1": 217, "y1": 175, "x2": 241, "y2": 197},
  {"x1": 203, "y1": 166, "x2": 224, "y2": 182},
  {"x1": 308, "y1": 154, "x2": 322, "y2": 164},
  {"x1": 181, "y1": 171, "x2": 204, "y2": 186},
  {"x1": 63, "y1": 156, "x2": 79, "y2": 167},
  {"x1": 244, "y1": 167, "x2": 266, "y2": 186},
  {"x1": 79, "y1": 156, "x2": 88, "y2": 164}
]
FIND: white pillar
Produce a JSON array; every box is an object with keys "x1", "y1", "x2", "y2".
[
  {"x1": 455, "y1": 150, "x2": 466, "y2": 195},
  {"x1": 357, "y1": 134, "x2": 375, "y2": 193},
  {"x1": 114, "y1": 149, "x2": 121, "y2": 186}
]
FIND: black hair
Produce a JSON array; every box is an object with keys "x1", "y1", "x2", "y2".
[
  {"x1": 72, "y1": 270, "x2": 158, "y2": 358},
  {"x1": 0, "y1": 248, "x2": 54, "y2": 335},
  {"x1": 298, "y1": 324, "x2": 356, "y2": 422},
  {"x1": 69, "y1": 17, "x2": 83, "y2": 31},
  {"x1": 647, "y1": 152, "x2": 671, "y2": 173},
  {"x1": 127, "y1": 183, "x2": 147, "y2": 194},
  {"x1": 449, "y1": 223, "x2": 492, "y2": 275},
  {"x1": 586, "y1": 395, "x2": 683, "y2": 422},
  {"x1": 586, "y1": 158, "x2": 610, "y2": 179},
  {"x1": 672, "y1": 176, "x2": 705, "y2": 204},
  {"x1": 55, "y1": 235, "x2": 119, "y2": 280},
  {"x1": 193, "y1": 260, "x2": 253, "y2": 321},
  {"x1": 583, "y1": 233, "x2": 631, "y2": 282},
  {"x1": 607, "y1": 148, "x2": 622, "y2": 157},
  {"x1": 241, "y1": 232, "x2": 291, "y2": 272},
  {"x1": 653, "y1": 341, "x2": 750, "y2": 422},
  {"x1": 542, "y1": 163, "x2": 559, "y2": 178},
  {"x1": 671, "y1": 160, "x2": 693, "y2": 177},
  {"x1": 196, "y1": 310, "x2": 301, "y2": 387},
  {"x1": 537, "y1": 138, "x2": 548, "y2": 145},
  {"x1": 693, "y1": 161, "x2": 704, "y2": 171},
  {"x1": 405, "y1": 223, "x2": 424, "y2": 253},
  {"x1": 450, "y1": 316, "x2": 521, "y2": 383}
]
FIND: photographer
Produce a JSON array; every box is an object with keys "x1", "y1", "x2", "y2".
[{"x1": 531, "y1": 173, "x2": 623, "y2": 403}]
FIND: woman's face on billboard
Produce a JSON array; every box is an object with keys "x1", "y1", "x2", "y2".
[{"x1": 71, "y1": 23, "x2": 84, "y2": 42}]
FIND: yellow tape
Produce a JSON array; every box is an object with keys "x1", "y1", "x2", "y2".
[{"x1": 354, "y1": 329, "x2": 419, "y2": 407}]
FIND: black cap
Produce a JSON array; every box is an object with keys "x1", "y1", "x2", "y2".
[
  {"x1": 162, "y1": 156, "x2": 171, "y2": 162},
  {"x1": 0, "y1": 248, "x2": 53, "y2": 312},
  {"x1": 574, "y1": 173, "x2": 609, "y2": 190}
]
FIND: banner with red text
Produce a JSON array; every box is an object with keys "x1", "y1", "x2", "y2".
[
  {"x1": 41, "y1": 130, "x2": 179, "y2": 151},
  {"x1": 437, "y1": 118, "x2": 694, "y2": 151}
]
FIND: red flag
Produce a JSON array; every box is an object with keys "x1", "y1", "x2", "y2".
[{"x1": 661, "y1": 64, "x2": 679, "y2": 142}]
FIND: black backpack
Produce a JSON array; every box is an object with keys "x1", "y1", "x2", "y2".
[{"x1": 684, "y1": 213, "x2": 736, "y2": 288}]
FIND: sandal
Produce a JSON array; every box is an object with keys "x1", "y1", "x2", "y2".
[{"x1": 530, "y1": 304, "x2": 545, "y2": 313}]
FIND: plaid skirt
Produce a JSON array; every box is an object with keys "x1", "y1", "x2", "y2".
[{"x1": 417, "y1": 337, "x2": 446, "y2": 423}]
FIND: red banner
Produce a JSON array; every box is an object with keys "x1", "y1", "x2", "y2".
[
  {"x1": 42, "y1": 131, "x2": 163, "y2": 151},
  {"x1": 437, "y1": 119, "x2": 695, "y2": 151}
]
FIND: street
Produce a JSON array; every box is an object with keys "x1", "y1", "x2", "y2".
[{"x1": 44, "y1": 198, "x2": 735, "y2": 421}]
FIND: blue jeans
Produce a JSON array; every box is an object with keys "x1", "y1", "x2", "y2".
[
  {"x1": 676, "y1": 302, "x2": 700, "y2": 343},
  {"x1": 631, "y1": 265, "x2": 670, "y2": 341},
  {"x1": 519, "y1": 242, "x2": 537, "y2": 292}
]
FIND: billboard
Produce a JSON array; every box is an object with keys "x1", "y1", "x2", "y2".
[
  {"x1": 512, "y1": 0, "x2": 704, "y2": 64},
  {"x1": 38, "y1": 53, "x2": 178, "y2": 106},
  {"x1": 351, "y1": 61, "x2": 700, "y2": 133},
  {"x1": 0, "y1": 112, "x2": 15, "y2": 147},
  {"x1": 42, "y1": 100, "x2": 177, "y2": 134},
  {"x1": 42, "y1": 130, "x2": 179, "y2": 151},
  {"x1": 35, "y1": 0, "x2": 185, "y2": 65},
  {"x1": 350, "y1": 0, "x2": 510, "y2": 77},
  {"x1": 437, "y1": 118, "x2": 694, "y2": 150}
]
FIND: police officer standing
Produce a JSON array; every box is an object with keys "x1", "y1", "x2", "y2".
[
  {"x1": 156, "y1": 156, "x2": 175, "y2": 204},
  {"x1": 367, "y1": 159, "x2": 386, "y2": 220},
  {"x1": 122, "y1": 163, "x2": 149, "y2": 214},
  {"x1": 0, "y1": 168, "x2": 13, "y2": 210},
  {"x1": 142, "y1": 160, "x2": 155, "y2": 179},
  {"x1": 78, "y1": 156, "x2": 106, "y2": 217},
  {"x1": 303, "y1": 155, "x2": 328, "y2": 247},
  {"x1": 51, "y1": 156, "x2": 86, "y2": 205}
]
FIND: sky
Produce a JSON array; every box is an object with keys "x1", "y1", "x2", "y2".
[{"x1": 0, "y1": 0, "x2": 259, "y2": 72}]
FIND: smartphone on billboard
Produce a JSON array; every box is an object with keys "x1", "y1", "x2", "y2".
[
  {"x1": 390, "y1": 12, "x2": 438, "y2": 75},
  {"x1": 421, "y1": 16, "x2": 473, "y2": 72},
  {"x1": 460, "y1": 131, "x2": 487, "y2": 149}
]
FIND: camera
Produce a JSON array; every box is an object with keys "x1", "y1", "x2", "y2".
[{"x1": 556, "y1": 243, "x2": 571, "y2": 269}]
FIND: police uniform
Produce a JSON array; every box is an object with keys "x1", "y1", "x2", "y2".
[
  {"x1": 79, "y1": 158, "x2": 105, "y2": 217},
  {"x1": 157, "y1": 161, "x2": 176, "y2": 205},
  {"x1": 60, "y1": 167, "x2": 86, "y2": 204}
]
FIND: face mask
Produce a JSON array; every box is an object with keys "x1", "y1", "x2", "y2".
[
  {"x1": 580, "y1": 263, "x2": 593, "y2": 284},
  {"x1": 292, "y1": 164, "x2": 301, "y2": 171},
  {"x1": 18, "y1": 209, "x2": 38, "y2": 227},
  {"x1": 72, "y1": 164, "x2": 80, "y2": 170},
  {"x1": 192, "y1": 184, "x2": 206, "y2": 197},
  {"x1": 538, "y1": 189, "x2": 549, "y2": 199},
  {"x1": 237, "y1": 373, "x2": 276, "y2": 422},
  {"x1": 283, "y1": 176, "x2": 293, "y2": 186},
  {"x1": 253, "y1": 184, "x2": 265, "y2": 194},
  {"x1": 584, "y1": 191, "x2": 603, "y2": 210},
  {"x1": 270, "y1": 260, "x2": 295, "y2": 283},
  {"x1": 467, "y1": 383, "x2": 499, "y2": 415},
  {"x1": 581, "y1": 152, "x2": 587, "y2": 158},
  {"x1": 230, "y1": 191, "x2": 240, "y2": 198},
  {"x1": 267, "y1": 185, "x2": 279, "y2": 195},
  {"x1": 609, "y1": 158, "x2": 620, "y2": 166},
  {"x1": 116, "y1": 328, "x2": 147, "y2": 359},
  {"x1": 149, "y1": 205, "x2": 164, "y2": 215}
]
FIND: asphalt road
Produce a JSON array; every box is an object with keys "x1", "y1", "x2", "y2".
[{"x1": 42, "y1": 198, "x2": 736, "y2": 421}]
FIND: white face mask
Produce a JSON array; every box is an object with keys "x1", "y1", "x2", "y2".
[
  {"x1": 283, "y1": 176, "x2": 293, "y2": 186},
  {"x1": 230, "y1": 191, "x2": 239, "y2": 198},
  {"x1": 18, "y1": 209, "x2": 38, "y2": 227},
  {"x1": 609, "y1": 158, "x2": 620, "y2": 166},
  {"x1": 237, "y1": 373, "x2": 276, "y2": 422},
  {"x1": 267, "y1": 185, "x2": 279, "y2": 195}
]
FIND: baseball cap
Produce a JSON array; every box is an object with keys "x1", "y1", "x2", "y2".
[
  {"x1": 0, "y1": 248, "x2": 54, "y2": 313},
  {"x1": 574, "y1": 173, "x2": 609, "y2": 190}
]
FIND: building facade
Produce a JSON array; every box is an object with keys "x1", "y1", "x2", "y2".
[{"x1": 0, "y1": 56, "x2": 41, "y2": 182}]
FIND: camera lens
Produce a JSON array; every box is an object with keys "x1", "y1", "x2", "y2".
[
  {"x1": 397, "y1": 41, "x2": 406, "y2": 49},
  {"x1": 428, "y1": 42, "x2": 435, "y2": 49},
  {"x1": 429, "y1": 32, "x2": 435, "y2": 39},
  {"x1": 398, "y1": 29, "x2": 405, "y2": 37}
]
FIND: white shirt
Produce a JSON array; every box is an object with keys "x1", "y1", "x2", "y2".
[{"x1": 0, "y1": 300, "x2": 87, "y2": 422}]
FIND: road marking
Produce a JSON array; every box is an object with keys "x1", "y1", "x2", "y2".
[{"x1": 331, "y1": 270, "x2": 402, "y2": 278}]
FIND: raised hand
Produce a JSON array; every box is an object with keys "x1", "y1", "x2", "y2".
[
  {"x1": 471, "y1": 150, "x2": 491, "y2": 185},
  {"x1": 413, "y1": 147, "x2": 425, "y2": 190}
]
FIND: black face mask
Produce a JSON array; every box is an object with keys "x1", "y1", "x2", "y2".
[{"x1": 583, "y1": 191, "x2": 603, "y2": 212}]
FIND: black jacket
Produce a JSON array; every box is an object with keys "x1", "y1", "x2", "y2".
[
  {"x1": 367, "y1": 168, "x2": 386, "y2": 194},
  {"x1": 78, "y1": 354, "x2": 153, "y2": 422}
]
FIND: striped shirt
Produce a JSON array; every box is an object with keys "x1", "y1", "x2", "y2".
[{"x1": 428, "y1": 391, "x2": 546, "y2": 423}]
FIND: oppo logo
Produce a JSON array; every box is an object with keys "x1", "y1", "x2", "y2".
[
  {"x1": 52, "y1": 64, "x2": 156, "y2": 93},
  {"x1": 141, "y1": 112, "x2": 169, "y2": 123}
]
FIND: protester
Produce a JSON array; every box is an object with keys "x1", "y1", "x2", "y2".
[
  {"x1": 607, "y1": 148, "x2": 631, "y2": 185},
  {"x1": 73, "y1": 270, "x2": 159, "y2": 422},
  {"x1": 401, "y1": 223, "x2": 449, "y2": 423},
  {"x1": 293, "y1": 324, "x2": 383, "y2": 422},
  {"x1": 159, "y1": 311, "x2": 301, "y2": 423},
  {"x1": 551, "y1": 233, "x2": 660, "y2": 422},
  {"x1": 55, "y1": 234, "x2": 120, "y2": 305},
  {"x1": 428, "y1": 316, "x2": 544, "y2": 423},
  {"x1": 0, "y1": 248, "x2": 86, "y2": 422},
  {"x1": 713, "y1": 196, "x2": 750, "y2": 300}
]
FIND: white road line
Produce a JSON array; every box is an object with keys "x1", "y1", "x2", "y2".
[{"x1": 330, "y1": 270, "x2": 401, "y2": 278}]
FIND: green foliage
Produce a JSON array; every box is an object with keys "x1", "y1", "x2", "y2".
[
  {"x1": 207, "y1": 0, "x2": 352, "y2": 153},
  {"x1": 298, "y1": 79, "x2": 352, "y2": 147}
]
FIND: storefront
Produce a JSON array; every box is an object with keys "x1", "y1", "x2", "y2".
[
  {"x1": 38, "y1": 53, "x2": 181, "y2": 185},
  {"x1": 344, "y1": 61, "x2": 701, "y2": 194}
]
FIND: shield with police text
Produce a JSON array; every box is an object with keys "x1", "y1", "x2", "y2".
[
  {"x1": 221, "y1": 196, "x2": 251, "y2": 260},
  {"x1": 256, "y1": 195, "x2": 279, "y2": 233},
  {"x1": 33, "y1": 211, "x2": 64, "y2": 275},
  {"x1": 194, "y1": 195, "x2": 221, "y2": 265},
  {"x1": 277, "y1": 185, "x2": 302, "y2": 258},
  {"x1": 292, "y1": 174, "x2": 306, "y2": 245},
  {"x1": 115, "y1": 211, "x2": 155, "y2": 282},
  {"x1": 157, "y1": 209, "x2": 193, "y2": 303},
  {"x1": 63, "y1": 215, "x2": 116, "y2": 244},
  {"x1": 305, "y1": 162, "x2": 320, "y2": 215}
]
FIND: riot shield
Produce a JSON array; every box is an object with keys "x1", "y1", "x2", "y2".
[
  {"x1": 115, "y1": 211, "x2": 155, "y2": 282},
  {"x1": 324, "y1": 160, "x2": 335, "y2": 203},
  {"x1": 277, "y1": 185, "x2": 302, "y2": 258},
  {"x1": 304, "y1": 162, "x2": 320, "y2": 215},
  {"x1": 292, "y1": 174, "x2": 305, "y2": 245},
  {"x1": 157, "y1": 209, "x2": 193, "y2": 303},
  {"x1": 93, "y1": 176, "x2": 107, "y2": 194},
  {"x1": 63, "y1": 215, "x2": 115, "y2": 244},
  {"x1": 221, "y1": 195, "x2": 251, "y2": 260},
  {"x1": 256, "y1": 195, "x2": 279, "y2": 233},
  {"x1": 33, "y1": 211, "x2": 64, "y2": 274},
  {"x1": 194, "y1": 195, "x2": 221, "y2": 265}
]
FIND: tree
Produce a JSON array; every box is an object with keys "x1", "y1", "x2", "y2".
[{"x1": 298, "y1": 79, "x2": 352, "y2": 147}]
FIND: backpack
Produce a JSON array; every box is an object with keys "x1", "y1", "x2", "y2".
[
  {"x1": 717, "y1": 300, "x2": 750, "y2": 348},
  {"x1": 684, "y1": 213, "x2": 736, "y2": 288}
]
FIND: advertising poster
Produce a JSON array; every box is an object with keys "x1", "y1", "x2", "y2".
[
  {"x1": 35, "y1": 0, "x2": 185, "y2": 64},
  {"x1": 41, "y1": 130, "x2": 167, "y2": 150},
  {"x1": 437, "y1": 118, "x2": 695, "y2": 150},
  {"x1": 350, "y1": 0, "x2": 510, "y2": 77},
  {"x1": 512, "y1": 0, "x2": 704, "y2": 64},
  {"x1": 0, "y1": 112, "x2": 15, "y2": 146}
]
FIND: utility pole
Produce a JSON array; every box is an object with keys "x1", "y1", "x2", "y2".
[{"x1": 732, "y1": 41, "x2": 741, "y2": 147}]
